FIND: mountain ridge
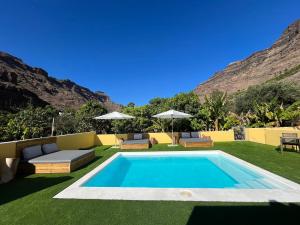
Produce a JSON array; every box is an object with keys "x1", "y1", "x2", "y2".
[
  {"x1": 0, "y1": 51, "x2": 120, "y2": 112},
  {"x1": 194, "y1": 19, "x2": 300, "y2": 97}
]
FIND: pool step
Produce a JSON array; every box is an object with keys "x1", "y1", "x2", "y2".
[
  {"x1": 210, "y1": 158, "x2": 258, "y2": 182},
  {"x1": 234, "y1": 183, "x2": 249, "y2": 188},
  {"x1": 247, "y1": 180, "x2": 270, "y2": 188},
  {"x1": 235, "y1": 180, "x2": 272, "y2": 189}
]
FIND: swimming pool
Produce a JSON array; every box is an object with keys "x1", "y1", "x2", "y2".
[
  {"x1": 83, "y1": 154, "x2": 274, "y2": 189},
  {"x1": 55, "y1": 151, "x2": 300, "y2": 202}
]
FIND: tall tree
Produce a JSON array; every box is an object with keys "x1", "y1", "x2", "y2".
[
  {"x1": 204, "y1": 91, "x2": 228, "y2": 131},
  {"x1": 5, "y1": 105, "x2": 57, "y2": 140},
  {"x1": 169, "y1": 92, "x2": 202, "y2": 131},
  {"x1": 234, "y1": 82, "x2": 300, "y2": 114},
  {"x1": 75, "y1": 101, "x2": 109, "y2": 133},
  {"x1": 55, "y1": 109, "x2": 77, "y2": 135}
]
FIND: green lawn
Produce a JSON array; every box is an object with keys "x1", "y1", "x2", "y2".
[{"x1": 1, "y1": 142, "x2": 300, "y2": 225}]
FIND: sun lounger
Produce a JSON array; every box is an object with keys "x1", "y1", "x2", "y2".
[
  {"x1": 26, "y1": 150, "x2": 95, "y2": 173},
  {"x1": 179, "y1": 132, "x2": 213, "y2": 148},
  {"x1": 121, "y1": 134, "x2": 150, "y2": 149},
  {"x1": 17, "y1": 137, "x2": 95, "y2": 174}
]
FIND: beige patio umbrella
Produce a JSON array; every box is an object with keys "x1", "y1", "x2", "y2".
[
  {"x1": 153, "y1": 109, "x2": 192, "y2": 147},
  {"x1": 95, "y1": 111, "x2": 135, "y2": 148}
]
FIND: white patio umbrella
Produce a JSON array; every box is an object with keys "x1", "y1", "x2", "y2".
[
  {"x1": 152, "y1": 109, "x2": 192, "y2": 147},
  {"x1": 95, "y1": 111, "x2": 135, "y2": 148}
]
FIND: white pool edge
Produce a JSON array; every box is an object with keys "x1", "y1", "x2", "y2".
[{"x1": 54, "y1": 150, "x2": 300, "y2": 202}]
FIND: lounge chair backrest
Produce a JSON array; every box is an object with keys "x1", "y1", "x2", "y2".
[
  {"x1": 282, "y1": 133, "x2": 298, "y2": 138},
  {"x1": 42, "y1": 143, "x2": 60, "y2": 154},
  {"x1": 281, "y1": 133, "x2": 298, "y2": 145},
  {"x1": 22, "y1": 145, "x2": 43, "y2": 160},
  {"x1": 16, "y1": 136, "x2": 57, "y2": 158}
]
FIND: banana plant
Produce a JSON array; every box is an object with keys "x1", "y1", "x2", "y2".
[{"x1": 204, "y1": 91, "x2": 228, "y2": 131}]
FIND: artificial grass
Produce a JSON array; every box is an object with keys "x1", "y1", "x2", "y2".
[{"x1": 0, "y1": 142, "x2": 300, "y2": 225}]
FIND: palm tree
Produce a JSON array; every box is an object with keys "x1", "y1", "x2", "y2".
[{"x1": 204, "y1": 91, "x2": 228, "y2": 131}]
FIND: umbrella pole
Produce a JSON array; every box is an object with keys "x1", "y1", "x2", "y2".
[
  {"x1": 172, "y1": 117, "x2": 174, "y2": 145},
  {"x1": 115, "y1": 130, "x2": 117, "y2": 148},
  {"x1": 51, "y1": 117, "x2": 55, "y2": 136},
  {"x1": 168, "y1": 117, "x2": 177, "y2": 147},
  {"x1": 111, "y1": 131, "x2": 119, "y2": 148},
  {"x1": 111, "y1": 121, "x2": 119, "y2": 148}
]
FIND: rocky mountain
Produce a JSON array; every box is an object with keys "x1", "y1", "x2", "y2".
[
  {"x1": 194, "y1": 19, "x2": 300, "y2": 97},
  {"x1": 0, "y1": 52, "x2": 121, "y2": 112}
]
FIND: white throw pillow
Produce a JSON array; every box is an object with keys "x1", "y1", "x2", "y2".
[
  {"x1": 22, "y1": 145, "x2": 43, "y2": 160},
  {"x1": 134, "y1": 134, "x2": 143, "y2": 140},
  {"x1": 42, "y1": 143, "x2": 59, "y2": 154},
  {"x1": 181, "y1": 132, "x2": 191, "y2": 138}
]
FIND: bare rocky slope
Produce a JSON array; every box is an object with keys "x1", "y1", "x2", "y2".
[
  {"x1": 0, "y1": 52, "x2": 121, "y2": 112},
  {"x1": 194, "y1": 19, "x2": 300, "y2": 97}
]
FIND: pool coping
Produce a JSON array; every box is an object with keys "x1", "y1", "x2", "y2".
[{"x1": 54, "y1": 150, "x2": 300, "y2": 202}]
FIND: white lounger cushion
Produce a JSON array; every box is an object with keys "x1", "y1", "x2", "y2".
[
  {"x1": 133, "y1": 134, "x2": 143, "y2": 140},
  {"x1": 180, "y1": 138, "x2": 211, "y2": 143},
  {"x1": 123, "y1": 139, "x2": 149, "y2": 145},
  {"x1": 23, "y1": 145, "x2": 43, "y2": 160},
  {"x1": 28, "y1": 150, "x2": 94, "y2": 163},
  {"x1": 42, "y1": 143, "x2": 59, "y2": 154}
]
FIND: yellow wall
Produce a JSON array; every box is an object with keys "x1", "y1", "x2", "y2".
[
  {"x1": 1, "y1": 128, "x2": 298, "y2": 160},
  {"x1": 245, "y1": 128, "x2": 266, "y2": 144},
  {"x1": 245, "y1": 127, "x2": 300, "y2": 146},
  {"x1": 0, "y1": 141, "x2": 17, "y2": 160},
  {"x1": 201, "y1": 130, "x2": 234, "y2": 142},
  {"x1": 0, "y1": 132, "x2": 95, "y2": 162},
  {"x1": 57, "y1": 132, "x2": 96, "y2": 150},
  {"x1": 265, "y1": 128, "x2": 300, "y2": 146},
  {"x1": 95, "y1": 131, "x2": 234, "y2": 145},
  {"x1": 148, "y1": 132, "x2": 174, "y2": 143},
  {"x1": 95, "y1": 134, "x2": 128, "y2": 145}
]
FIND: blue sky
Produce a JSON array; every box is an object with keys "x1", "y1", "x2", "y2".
[{"x1": 0, "y1": 0, "x2": 299, "y2": 105}]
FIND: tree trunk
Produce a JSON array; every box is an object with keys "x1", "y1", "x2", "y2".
[
  {"x1": 214, "y1": 119, "x2": 219, "y2": 131},
  {"x1": 275, "y1": 116, "x2": 281, "y2": 127}
]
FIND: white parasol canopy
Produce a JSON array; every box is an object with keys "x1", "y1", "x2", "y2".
[
  {"x1": 95, "y1": 111, "x2": 135, "y2": 120},
  {"x1": 153, "y1": 109, "x2": 192, "y2": 119},
  {"x1": 152, "y1": 109, "x2": 192, "y2": 146},
  {"x1": 95, "y1": 111, "x2": 135, "y2": 148}
]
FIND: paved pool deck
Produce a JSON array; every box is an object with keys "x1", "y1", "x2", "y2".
[{"x1": 54, "y1": 151, "x2": 300, "y2": 202}]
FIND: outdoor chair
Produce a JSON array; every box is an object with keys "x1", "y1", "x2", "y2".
[{"x1": 280, "y1": 133, "x2": 300, "y2": 153}]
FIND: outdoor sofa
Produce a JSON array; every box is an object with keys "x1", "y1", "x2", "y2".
[
  {"x1": 179, "y1": 132, "x2": 213, "y2": 148},
  {"x1": 120, "y1": 133, "x2": 150, "y2": 150},
  {"x1": 17, "y1": 137, "x2": 95, "y2": 174}
]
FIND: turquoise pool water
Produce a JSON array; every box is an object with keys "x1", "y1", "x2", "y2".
[{"x1": 83, "y1": 154, "x2": 274, "y2": 189}]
